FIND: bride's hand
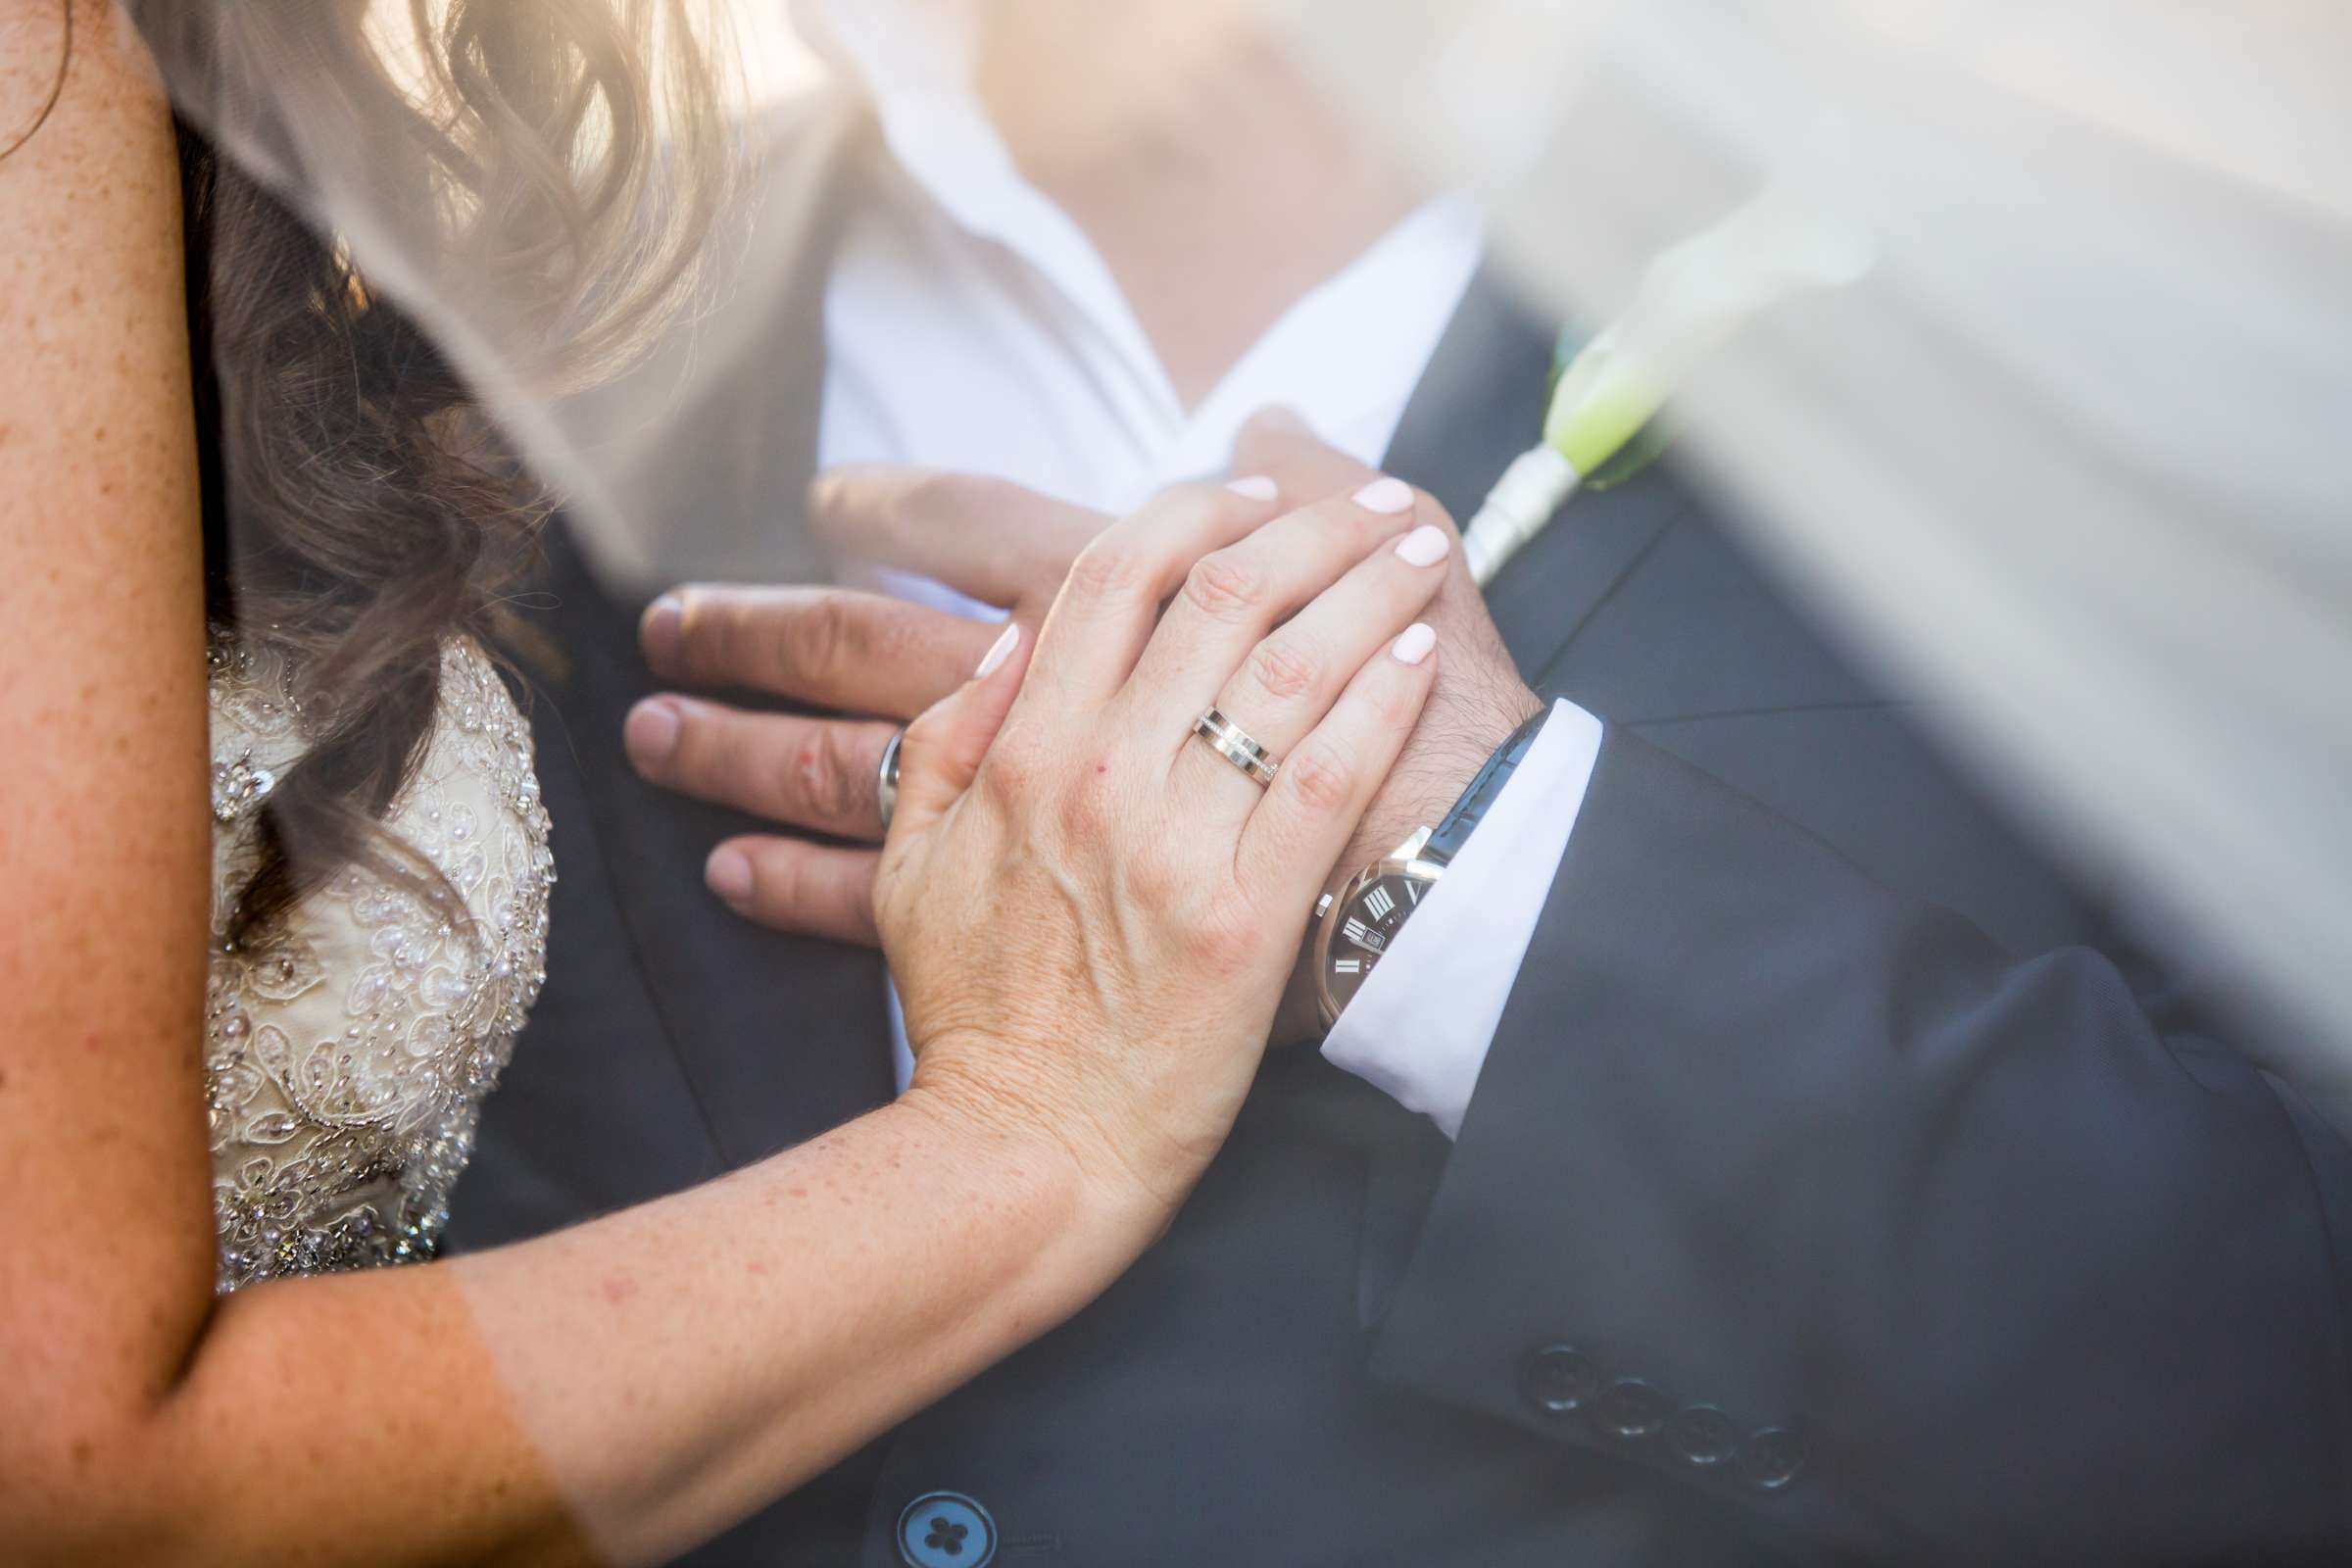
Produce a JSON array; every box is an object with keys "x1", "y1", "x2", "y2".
[{"x1": 877, "y1": 477, "x2": 1449, "y2": 1214}]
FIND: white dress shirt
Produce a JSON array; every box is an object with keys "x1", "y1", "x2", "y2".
[{"x1": 804, "y1": 0, "x2": 1603, "y2": 1133}]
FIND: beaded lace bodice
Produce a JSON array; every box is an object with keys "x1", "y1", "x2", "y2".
[{"x1": 204, "y1": 636, "x2": 552, "y2": 1293}]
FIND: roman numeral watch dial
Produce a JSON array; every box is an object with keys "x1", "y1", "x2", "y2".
[
  {"x1": 1310, "y1": 710, "x2": 1549, "y2": 1031},
  {"x1": 1324, "y1": 874, "x2": 1417, "y2": 1011}
]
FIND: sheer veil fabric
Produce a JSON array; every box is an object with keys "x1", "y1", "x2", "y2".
[
  {"x1": 144, "y1": 0, "x2": 2350, "y2": 1204},
  {"x1": 147, "y1": 1, "x2": 2352, "y2": 1106},
  {"x1": 1274, "y1": 0, "x2": 2352, "y2": 1114},
  {"x1": 120, "y1": 0, "x2": 2350, "y2": 1551}
]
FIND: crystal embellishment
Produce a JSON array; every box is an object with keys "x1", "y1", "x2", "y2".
[{"x1": 203, "y1": 635, "x2": 552, "y2": 1292}]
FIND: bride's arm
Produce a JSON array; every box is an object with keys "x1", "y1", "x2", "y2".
[
  {"x1": 0, "y1": 20, "x2": 1132, "y2": 1567},
  {"x1": 0, "y1": 24, "x2": 1117, "y2": 1564},
  {"x1": 0, "y1": 13, "x2": 1444, "y2": 1565}
]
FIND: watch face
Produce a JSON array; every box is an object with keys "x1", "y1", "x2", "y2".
[{"x1": 1324, "y1": 870, "x2": 1424, "y2": 1014}]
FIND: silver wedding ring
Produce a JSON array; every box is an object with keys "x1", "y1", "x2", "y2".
[
  {"x1": 876, "y1": 728, "x2": 905, "y2": 832},
  {"x1": 1194, "y1": 708, "x2": 1281, "y2": 788}
]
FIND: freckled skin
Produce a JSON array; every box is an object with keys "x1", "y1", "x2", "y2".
[{"x1": 0, "y1": 9, "x2": 1441, "y2": 1562}]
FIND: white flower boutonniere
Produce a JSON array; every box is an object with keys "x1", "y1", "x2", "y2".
[{"x1": 1463, "y1": 146, "x2": 1878, "y2": 585}]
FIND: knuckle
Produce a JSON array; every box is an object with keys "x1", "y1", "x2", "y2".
[
  {"x1": 851, "y1": 601, "x2": 929, "y2": 674},
  {"x1": 783, "y1": 725, "x2": 869, "y2": 823},
  {"x1": 1247, "y1": 634, "x2": 1324, "y2": 703},
  {"x1": 978, "y1": 740, "x2": 1036, "y2": 809},
  {"x1": 1124, "y1": 842, "x2": 1183, "y2": 908},
  {"x1": 766, "y1": 851, "x2": 823, "y2": 918},
  {"x1": 1182, "y1": 551, "x2": 1265, "y2": 622},
  {"x1": 1052, "y1": 759, "x2": 1115, "y2": 839},
  {"x1": 1179, "y1": 900, "x2": 1262, "y2": 976},
  {"x1": 1283, "y1": 737, "x2": 1358, "y2": 814},
  {"x1": 1066, "y1": 537, "x2": 1152, "y2": 603},
  {"x1": 780, "y1": 593, "x2": 858, "y2": 684},
  {"x1": 771, "y1": 845, "x2": 866, "y2": 931}
]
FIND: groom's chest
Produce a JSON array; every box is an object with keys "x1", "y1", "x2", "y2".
[
  {"x1": 827, "y1": 1048, "x2": 1784, "y2": 1568},
  {"x1": 803, "y1": 385, "x2": 2107, "y2": 1568},
  {"x1": 1375, "y1": 281, "x2": 2099, "y2": 960},
  {"x1": 1479, "y1": 461, "x2": 2103, "y2": 960}
]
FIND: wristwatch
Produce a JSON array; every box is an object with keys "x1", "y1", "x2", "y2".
[{"x1": 1310, "y1": 707, "x2": 1549, "y2": 1030}]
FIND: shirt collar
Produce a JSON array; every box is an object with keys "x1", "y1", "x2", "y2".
[
  {"x1": 798, "y1": 0, "x2": 1174, "y2": 392},
  {"x1": 797, "y1": 0, "x2": 1485, "y2": 460}
]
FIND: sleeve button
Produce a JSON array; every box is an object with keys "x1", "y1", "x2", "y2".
[
  {"x1": 1738, "y1": 1426, "x2": 1808, "y2": 1493},
  {"x1": 1664, "y1": 1403, "x2": 1740, "y2": 1467},
  {"x1": 1519, "y1": 1344, "x2": 1603, "y2": 1417},
  {"x1": 1594, "y1": 1378, "x2": 1674, "y2": 1441}
]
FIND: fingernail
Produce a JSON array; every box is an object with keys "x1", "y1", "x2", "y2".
[
  {"x1": 623, "y1": 698, "x2": 681, "y2": 770},
  {"x1": 706, "y1": 845, "x2": 753, "y2": 905},
  {"x1": 1225, "y1": 474, "x2": 1279, "y2": 501},
  {"x1": 640, "y1": 593, "x2": 683, "y2": 666},
  {"x1": 1394, "y1": 523, "x2": 1450, "y2": 566},
  {"x1": 974, "y1": 621, "x2": 1020, "y2": 678},
  {"x1": 1352, "y1": 476, "x2": 1415, "y2": 514},
  {"x1": 1391, "y1": 622, "x2": 1437, "y2": 665}
]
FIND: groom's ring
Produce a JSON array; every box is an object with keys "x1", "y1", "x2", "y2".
[
  {"x1": 1193, "y1": 708, "x2": 1281, "y2": 788},
  {"x1": 876, "y1": 728, "x2": 905, "y2": 832}
]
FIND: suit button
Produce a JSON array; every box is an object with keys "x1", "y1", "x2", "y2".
[
  {"x1": 1664, "y1": 1403, "x2": 1740, "y2": 1467},
  {"x1": 1739, "y1": 1427, "x2": 1808, "y2": 1493},
  {"x1": 1596, "y1": 1378, "x2": 1673, "y2": 1440},
  {"x1": 897, "y1": 1492, "x2": 998, "y2": 1567},
  {"x1": 1520, "y1": 1344, "x2": 1602, "y2": 1416}
]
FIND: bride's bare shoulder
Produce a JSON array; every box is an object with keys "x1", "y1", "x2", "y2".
[
  {"x1": 1, "y1": 0, "x2": 205, "y2": 725},
  {"x1": 2, "y1": 0, "x2": 196, "y2": 542}
]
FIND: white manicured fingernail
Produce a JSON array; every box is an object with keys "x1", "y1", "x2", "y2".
[
  {"x1": 1225, "y1": 474, "x2": 1279, "y2": 501},
  {"x1": 974, "y1": 622, "x2": 1020, "y2": 678},
  {"x1": 1394, "y1": 524, "x2": 1450, "y2": 566},
  {"x1": 1391, "y1": 623, "x2": 1437, "y2": 665},
  {"x1": 1352, "y1": 476, "x2": 1415, "y2": 514}
]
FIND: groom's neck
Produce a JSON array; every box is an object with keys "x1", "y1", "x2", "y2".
[{"x1": 974, "y1": 0, "x2": 1423, "y2": 410}]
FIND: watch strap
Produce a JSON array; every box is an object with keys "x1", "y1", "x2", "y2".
[{"x1": 1424, "y1": 707, "x2": 1549, "y2": 864}]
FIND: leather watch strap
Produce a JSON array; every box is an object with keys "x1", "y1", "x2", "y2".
[{"x1": 1424, "y1": 707, "x2": 1549, "y2": 865}]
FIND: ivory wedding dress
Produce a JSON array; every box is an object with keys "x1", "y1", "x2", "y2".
[{"x1": 203, "y1": 635, "x2": 552, "y2": 1292}]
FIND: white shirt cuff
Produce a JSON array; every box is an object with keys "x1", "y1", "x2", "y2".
[{"x1": 1320, "y1": 699, "x2": 1603, "y2": 1139}]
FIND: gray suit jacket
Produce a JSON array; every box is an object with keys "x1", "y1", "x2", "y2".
[{"x1": 452, "y1": 95, "x2": 2352, "y2": 1565}]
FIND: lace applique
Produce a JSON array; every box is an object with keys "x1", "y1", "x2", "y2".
[{"x1": 204, "y1": 637, "x2": 552, "y2": 1291}]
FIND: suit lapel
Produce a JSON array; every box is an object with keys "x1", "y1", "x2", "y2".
[
  {"x1": 1352, "y1": 270, "x2": 1689, "y2": 1318},
  {"x1": 1380, "y1": 271, "x2": 1689, "y2": 684}
]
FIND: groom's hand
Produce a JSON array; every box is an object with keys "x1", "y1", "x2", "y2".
[
  {"x1": 633, "y1": 413, "x2": 1539, "y2": 1030},
  {"x1": 622, "y1": 471, "x2": 1100, "y2": 943}
]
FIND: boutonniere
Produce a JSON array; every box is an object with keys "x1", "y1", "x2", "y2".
[{"x1": 1463, "y1": 147, "x2": 1877, "y2": 585}]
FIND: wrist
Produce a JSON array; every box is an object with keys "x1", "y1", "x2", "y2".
[
  {"x1": 1334, "y1": 681, "x2": 1544, "y2": 892},
  {"x1": 1280, "y1": 685, "x2": 1545, "y2": 1042},
  {"x1": 899, "y1": 1045, "x2": 1192, "y2": 1257}
]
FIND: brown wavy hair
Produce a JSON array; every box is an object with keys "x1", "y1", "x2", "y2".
[{"x1": 117, "y1": 0, "x2": 735, "y2": 941}]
